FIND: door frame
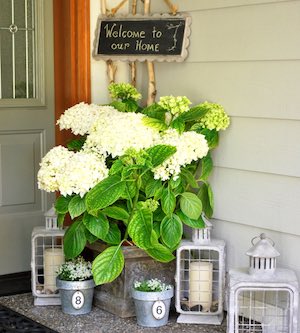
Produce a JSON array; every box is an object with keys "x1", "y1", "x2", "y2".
[{"x1": 53, "y1": 0, "x2": 91, "y2": 146}]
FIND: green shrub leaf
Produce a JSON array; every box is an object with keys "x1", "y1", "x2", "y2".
[
  {"x1": 145, "y1": 244, "x2": 175, "y2": 263},
  {"x1": 146, "y1": 145, "x2": 176, "y2": 168},
  {"x1": 83, "y1": 212, "x2": 109, "y2": 239},
  {"x1": 68, "y1": 195, "x2": 86, "y2": 219},
  {"x1": 198, "y1": 183, "x2": 213, "y2": 218},
  {"x1": 63, "y1": 220, "x2": 86, "y2": 259},
  {"x1": 92, "y1": 246, "x2": 124, "y2": 285},
  {"x1": 161, "y1": 187, "x2": 176, "y2": 216},
  {"x1": 55, "y1": 195, "x2": 72, "y2": 214},
  {"x1": 145, "y1": 178, "x2": 163, "y2": 198},
  {"x1": 199, "y1": 153, "x2": 213, "y2": 181},
  {"x1": 102, "y1": 206, "x2": 129, "y2": 223},
  {"x1": 128, "y1": 208, "x2": 153, "y2": 250},
  {"x1": 177, "y1": 210, "x2": 205, "y2": 229},
  {"x1": 85, "y1": 175, "x2": 126, "y2": 214},
  {"x1": 102, "y1": 223, "x2": 121, "y2": 245},
  {"x1": 142, "y1": 117, "x2": 168, "y2": 131},
  {"x1": 160, "y1": 214, "x2": 183, "y2": 249},
  {"x1": 180, "y1": 192, "x2": 202, "y2": 220},
  {"x1": 178, "y1": 104, "x2": 209, "y2": 122},
  {"x1": 181, "y1": 168, "x2": 199, "y2": 188},
  {"x1": 141, "y1": 103, "x2": 166, "y2": 121}
]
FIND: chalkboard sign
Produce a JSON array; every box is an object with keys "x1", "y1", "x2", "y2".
[{"x1": 93, "y1": 14, "x2": 191, "y2": 62}]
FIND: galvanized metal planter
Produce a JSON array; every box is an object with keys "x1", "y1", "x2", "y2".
[
  {"x1": 131, "y1": 287, "x2": 174, "y2": 327},
  {"x1": 56, "y1": 278, "x2": 95, "y2": 315}
]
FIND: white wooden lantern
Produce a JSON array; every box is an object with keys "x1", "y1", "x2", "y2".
[
  {"x1": 228, "y1": 233, "x2": 299, "y2": 333},
  {"x1": 175, "y1": 216, "x2": 226, "y2": 324},
  {"x1": 31, "y1": 207, "x2": 65, "y2": 305}
]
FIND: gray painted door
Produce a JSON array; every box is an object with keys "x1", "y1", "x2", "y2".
[{"x1": 0, "y1": 0, "x2": 55, "y2": 274}]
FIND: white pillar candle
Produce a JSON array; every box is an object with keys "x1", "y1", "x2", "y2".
[
  {"x1": 44, "y1": 248, "x2": 65, "y2": 293},
  {"x1": 189, "y1": 261, "x2": 213, "y2": 311}
]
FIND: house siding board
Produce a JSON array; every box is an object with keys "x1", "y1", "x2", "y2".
[{"x1": 148, "y1": 0, "x2": 300, "y2": 282}]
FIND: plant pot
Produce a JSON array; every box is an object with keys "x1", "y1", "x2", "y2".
[
  {"x1": 131, "y1": 287, "x2": 174, "y2": 327},
  {"x1": 87, "y1": 242, "x2": 175, "y2": 318},
  {"x1": 56, "y1": 278, "x2": 95, "y2": 315}
]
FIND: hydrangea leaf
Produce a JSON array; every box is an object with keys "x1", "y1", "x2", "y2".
[
  {"x1": 146, "y1": 144, "x2": 176, "y2": 168},
  {"x1": 145, "y1": 243, "x2": 175, "y2": 263},
  {"x1": 55, "y1": 195, "x2": 72, "y2": 214},
  {"x1": 161, "y1": 187, "x2": 176, "y2": 216},
  {"x1": 85, "y1": 228, "x2": 98, "y2": 244},
  {"x1": 128, "y1": 208, "x2": 153, "y2": 250},
  {"x1": 177, "y1": 210, "x2": 205, "y2": 229},
  {"x1": 170, "y1": 117, "x2": 185, "y2": 134},
  {"x1": 102, "y1": 223, "x2": 121, "y2": 245},
  {"x1": 63, "y1": 220, "x2": 86, "y2": 259},
  {"x1": 102, "y1": 206, "x2": 129, "y2": 223},
  {"x1": 160, "y1": 214, "x2": 183, "y2": 249},
  {"x1": 199, "y1": 153, "x2": 213, "y2": 181},
  {"x1": 68, "y1": 195, "x2": 86, "y2": 219},
  {"x1": 180, "y1": 192, "x2": 202, "y2": 220},
  {"x1": 83, "y1": 212, "x2": 109, "y2": 239},
  {"x1": 142, "y1": 117, "x2": 168, "y2": 131},
  {"x1": 85, "y1": 175, "x2": 126, "y2": 215},
  {"x1": 181, "y1": 168, "x2": 199, "y2": 188},
  {"x1": 92, "y1": 246, "x2": 124, "y2": 285},
  {"x1": 145, "y1": 178, "x2": 163, "y2": 198},
  {"x1": 197, "y1": 184, "x2": 213, "y2": 218},
  {"x1": 178, "y1": 104, "x2": 209, "y2": 122},
  {"x1": 141, "y1": 103, "x2": 166, "y2": 121}
]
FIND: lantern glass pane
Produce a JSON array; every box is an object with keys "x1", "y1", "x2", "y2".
[
  {"x1": 236, "y1": 288, "x2": 291, "y2": 333},
  {"x1": 178, "y1": 247, "x2": 221, "y2": 314}
]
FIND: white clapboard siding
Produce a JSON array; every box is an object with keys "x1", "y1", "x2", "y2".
[
  {"x1": 185, "y1": 1, "x2": 300, "y2": 62},
  {"x1": 155, "y1": 61, "x2": 300, "y2": 120},
  {"x1": 150, "y1": 0, "x2": 292, "y2": 13},
  {"x1": 213, "y1": 117, "x2": 300, "y2": 178},
  {"x1": 210, "y1": 167, "x2": 300, "y2": 236}
]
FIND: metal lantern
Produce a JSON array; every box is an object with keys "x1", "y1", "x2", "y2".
[
  {"x1": 228, "y1": 233, "x2": 299, "y2": 333},
  {"x1": 31, "y1": 206, "x2": 65, "y2": 305},
  {"x1": 175, "y1": 216, "x2": 226, "y2": 324}
]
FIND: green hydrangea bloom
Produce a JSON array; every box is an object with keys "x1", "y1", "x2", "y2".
[
  {"x1": 198, "y1": 102, "x2": 230, "y2": 131},
  {"x1": 139, "y1": 199, "x2": 159, "y2": 212},
  {"x1": 158, "y1": 95, "x2": 191, "y2": 116},
  {"x1": 108, "y1": 83, "x2": 142, "y2": 101}
]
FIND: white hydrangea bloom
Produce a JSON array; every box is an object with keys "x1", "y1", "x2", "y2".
[
  {"x1": 57, "y1": 151, "x2": 109, "y2": 197},
  {"x1": 84, "y1": 109, "x2": 160, "y2": 158},
  {"x1": 37, "y1": 146, "x2": 73, "y2": 192},
  {"x1": 38, "y1": 147, "x2": 108, "y2": 197},
  {"x1": 153, "y1": 129, "x2": 209, "y2": 181},
  {"x1": 57, "y1": 103, "x2": 117, "y2": 136}
]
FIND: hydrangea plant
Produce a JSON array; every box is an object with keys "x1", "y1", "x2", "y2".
[
  {"x1": 133, "y1": 278, "x2": 172, "y2": 292},
  {"x1": 56, "y1": 256, "x2": 92, "y2": 281},
  {"x1": 37, "y1": 83, "x2": 230, "y2": 286}
]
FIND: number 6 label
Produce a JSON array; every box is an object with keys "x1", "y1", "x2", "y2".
[
  {"x1": 152, "y1": 300, "x2": 166, "y2": 320},
  {"x1": 72, "y1": 291, "x2": 85, "y2": 310}
]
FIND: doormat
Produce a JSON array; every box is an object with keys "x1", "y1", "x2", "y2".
[{"x1": 0, "y1": 304, "x2": 57, "y2": 333}]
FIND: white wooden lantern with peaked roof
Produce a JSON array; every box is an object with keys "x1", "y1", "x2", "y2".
[
  {"x1": 175, "y1": 216, "x2": 226, "y2": 325},
  {"x1": 31, "y1": 207, "x2": 65, "y2": 305},
  {"x1": 228, "y1": 233, "x2": 299, "y2": 333}
]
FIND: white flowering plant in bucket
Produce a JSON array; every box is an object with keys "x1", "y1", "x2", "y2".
[
  {"x1": 56, "y1": 256, "x2": 92, "y2": 282},
  {"x1": 37, "y1": 83, "x2": 230, "y2": 286},
  {"x1": 133, "y1": 279, "x2": 172, "y2": 292}
]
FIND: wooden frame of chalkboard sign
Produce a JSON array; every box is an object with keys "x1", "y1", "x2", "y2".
[{"x1": 93, "y1": 13, "x2": 192, "y2": 62}]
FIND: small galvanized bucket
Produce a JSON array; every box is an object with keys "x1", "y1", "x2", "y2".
[
  {"x1": 56, "y1": 278, "x2": 95, "y2": 315},
  {"x1": 131, "y1": 287, "x2": 174, "y2": 327}
]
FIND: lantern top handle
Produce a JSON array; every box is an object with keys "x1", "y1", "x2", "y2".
[{"x1": 251, "y1": 233, "x2": 275, "y2": 246}]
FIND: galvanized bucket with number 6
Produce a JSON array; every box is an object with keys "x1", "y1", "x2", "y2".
[
  {"x1": 56, "y1": 278, "x2": 95, "y2": 315},
  {"x1": 131, "y1": 286, "x2": 174, "y2": 327}
]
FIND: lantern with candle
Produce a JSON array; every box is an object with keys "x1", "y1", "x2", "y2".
[
  {"x1": 31, "y1": 206, "x2": 65, "y2": 305},
  {"x1": 175, "y1": 216, "x2": 226, "y2": 324},
  {"x1": 227, "y1": 233, "x2": 299, "y2": 333}
]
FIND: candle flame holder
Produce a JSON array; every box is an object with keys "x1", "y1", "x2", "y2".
[
  {"x1": 31, "y1": 207, "x2": 65, "y2": 306},
  {"x1": 175, "y1": 216, "x2": 226, "y2": 324}
]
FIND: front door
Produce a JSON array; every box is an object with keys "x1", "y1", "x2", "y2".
[{"x1": 0, "y1": 0, "x2": 55, "y2": 275}]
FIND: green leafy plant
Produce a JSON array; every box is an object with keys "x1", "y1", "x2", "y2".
[
  {"x1": 133, "y1": 278, "x2": 172, "y2": 292},
  {"x1": 38, "y1": 84, "x2": 230, "y2": 286}
]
